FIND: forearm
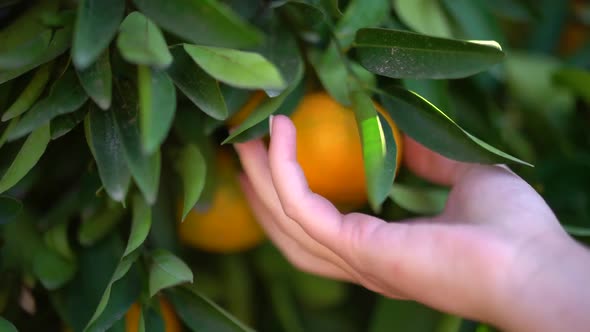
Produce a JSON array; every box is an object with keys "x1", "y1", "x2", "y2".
[{"x1": 496, "y1": 235, "x2": 590, "y2": 332}]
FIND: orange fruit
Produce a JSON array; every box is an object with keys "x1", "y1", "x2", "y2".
[
  {"x1": 125, "y1": 297, "x2": 181, "y2": 332},
  {"x1": 291, "y1": 92, "x2": 403, "y2": 208},
  {"x1": 178, "y1": 152, "x2": 264, "y2": 253}
]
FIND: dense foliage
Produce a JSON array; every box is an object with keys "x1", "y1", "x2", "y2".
[{"x1": 0, "y1": 0, "x2": 588, "y2": 331}]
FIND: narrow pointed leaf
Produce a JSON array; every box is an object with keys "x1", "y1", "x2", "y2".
[
  {"x1": 0, "y1": 196, "x2": 21, "y2": 225},
  {"x1": 149, "y1": 249, "x2": 193, "y2": 297},
  {"x1": 167, "y1": 46, "x2": 227, "y2": 120},
  {"x1": 113, "y1": 98, "x2": 161, "y2": 204},
  {"x1": 132, "y1": 0, "x2": 263, "y2": 48},
  {"x1": 378, "y1": 86, "x2": 531, "y2": 166},
  {"x1": 354, "y1": 28, "x2": 504, "y2": 79},
  {"x1": 117, "y1": 12, "x2": 172, "y2": 68},
  {"x1": 167, "y1": 285, "x2": 254, "y2": 332},
  {"x1": 0, "y1": 29, "x2": 52, "y2": 69},
  {"x1": 123, "y1": 194, "x2": 152, "y2": 257},
  {"x1": 335, "y1": 0, "x2": 391, "y2": 47},
  {"x1": 0, "y1": 124, "x2": 50, "y2": 193},
  {"x1": 351, "y1": 91, "x2": 397, "y2": 211},
  {"x1": 0, "y1": 23, "x2": 73, "y2": 84},
  {"x1": 184, "y1": 45, "x2": 286, "y2": 91},
  {"x1": 393, "y1": 0, "x2": 453, "y2": 38},
  {"x1": 50, "y1": 104, "x2": 88, "y2": 139},
  {"x1": 223, "y1": 62, "x2": 303, "y2": 144},
  {"x1": 72, "y1": 0, "x2": 125, "y2": 69},
  {"x1": 138, "y1": 66, "x2": 176, "y2": 154},
  {"x1": 2, "y1": 62, "x2": 52, "y2": 121},
  {"x1": 178, "y1": 144, "x2": 206, "y2": 221},
  {"x1": 32, "y1": 247, "x2": 76, "y2": 290},
  {"x1": 389, "y1": 184, "x2": 449, "y2": 215},
  {"x1": 84, "y1": 105, "x2": 131, "y2": 202},
  {"x1": 8, "y1": 69, "x2": 88, "y2": 140},
  {"x1": 76, "y1": 50, "x2": 112, "y2": 110}
]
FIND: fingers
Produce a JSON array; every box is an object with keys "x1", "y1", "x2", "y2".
[
  {"x1": 402, "y1": 136, "x2": 473, "y2": 186},
  {"x1": 239, "y1": 174, "x2": 354, "y2": 282}
]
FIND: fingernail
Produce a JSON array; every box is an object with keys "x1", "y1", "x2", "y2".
[{"x1": 269, "y1": 115, "x2": 274, "y2": 136}]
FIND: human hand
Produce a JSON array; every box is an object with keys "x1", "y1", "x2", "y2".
[{"x1": 234, "y1": 115, "x2": 590, "y2": 332}]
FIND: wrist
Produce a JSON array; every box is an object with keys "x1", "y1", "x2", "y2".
[{"x1": 494, "y1": 232, "x2": 590, "y2": 332}]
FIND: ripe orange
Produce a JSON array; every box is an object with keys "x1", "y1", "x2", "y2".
[
  {"x1": 291, "y1": 92, "x2": 403, "y2": 208},
  {"x1": 178, "y1": 152, "x2": 265, "y2": 253},
  {"x1": 125, "y1": 297, "x2": 181, "y2": 332}
]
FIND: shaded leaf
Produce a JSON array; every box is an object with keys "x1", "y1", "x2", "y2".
[
  {"x1": 78, "y1": 202, "x2": 125, "y2": 247},
  {"x1": 149, "y1": 249, "x2": 193, "y2": 297},
  {"x1": 50, "y1": 104, "x2": 88, "y2": 139},
  {"x1": 335, "y1": 0, "x2": 390, "y2": 48},
  {"x1": 184, "y1": 45, "x2": 286, "y2": 91},
  {"x1": 0, "y1": 195, "x2": 21, "y2": 224},
  {"x1": 167, "y1": 285, "x2": 254, "y2": 332},
  {"x1": 76, "y1": 50, "x2": 112, "y2": 110},
  {"x1": 0, "y1": 124, "x2": 50, "y2": 193},
  {"x1": 132, "y1": 0, "x2": 263, "y2": 48},
  {"x1": 113, "y1": 97, "x2": 161, "y2": 204},
  {"x1": 0, "y1": 22, "x2": 73, "y2": 84},
  {"x1": 138, "y1": 66, "x2": 176, "y2": 154},
  {"x1": 389, "y1": 184, "x2": 449, "y2": 215},
  {"x1": 167, "y1": 46, "x2": 227, "y2": 120},
  {"x1": 0, "y1": 29, "x2": 52, "y2": 70},
  {"x1": 44, "y1": 221, "x2": 74, "y2": 261},
  {"x1": 277, "y1": 1, "x2": 327, "y2": 31},
  {"x1": 178, "y1": 144, "x2": 206, "y2": 221},
  {"x1": 351, "y1": 91, "x2": 397, "y2": 210},
  {"x1": 72, "y1": 0, "x2": 125, "y2": 69},
  {"x1": 84, "y1": 105, "x2": 130, "y2": 202},
  {"x1": 123, "y1": 194, "x2": 152, "y2": 257},
  {"x1": 32, "y1": 247, "x2": 76, "y2": 290},
  {"x1": 553, "y1": 67, "x2": 590, "y2": 104},
  {"x1": 354, "y1": 28, "x2": 504, "y2": 79},
  {"x1": 117, "y1": 11, "x2": 172, "y2": 68},
  {"x1": 393, "y1": 0, "x2": 453, "y2": 38},
  {"x1": 442, "y1": 0, "x2": 506, "y2": 43},
  {"x1": 370, "y1": 297, "x2": 443, "y2": 332},
  {"x1": 0, "y1": 317, "x2": 17, "y2": 332},
  {"x1": 308, "y1": 46, "x2": 350, "y2": 106},
  {"x1": 8, "y1": 69, "x2": 88, "y2": 140},
  {"x1": 378, "y1": 85, "x2": 531, "y2": 165}
]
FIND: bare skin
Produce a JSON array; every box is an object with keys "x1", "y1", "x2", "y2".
[{"x1": 234, "y1": 115, "x2": 590, "y2": 332}]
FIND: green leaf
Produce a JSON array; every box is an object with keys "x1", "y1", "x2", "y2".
[
  {"x1": 138, "y1": 66, "x2": 176, "y2": 154},
  {"x1": 0, "y1": 22, "x2": 73, "y2": 84},
  {"x1": 84, "y1": 105, "x2": 131, "y2": 202},
  {"x1": 308, "y1": 46, "x2": 350, "y2": 106},
  {"x1": 0, "y1": 317, "x2": 17, "y2": 332},
  {"x1": 44, "y1": 221, "x2": 74, "y2": 261},
  {"x1": 183, "y1": 45, "x2": 286, "y2": 91},
  {"x1": 166, "y1": 285, "x2": 254, "y2": 332},
  {"x1": 351, "y1": 91, "x2": 397, "y2": 211},
  {"x1": 117, "y1": 11, "x2": 173, "y2": 68},
  {"x1": 0, "y1": 29, "x2": 52, "y2": 70},
  {"x1": 167, "y1": 46, "x2": 228, "y2": 120},
  {"x1": 442, "y1": 0, "x2": 506, "y2": 43},
  {"x1": 291, "y1": 270, "x2": 347, "y2": 309},
  {"x1": 389, "y1": 184, "x2": 449, "y2": 215},
  {"x1": 378, "y1": 86, "x2": 531, "y2": 166},
  {"x1": 553, "y1": 67, "x2": 590, "y2": 104},
  {"x1": 335, "y1": 0, "x2": 391, "y2": 48},
  {"x1": 564, "y1": 225, "x2": 590, "y2": 237},
  {"x1": 393, "y1": 0, "x2": 453, "y2": 38},
  {"x1": 78, "y1": 202, "x2": 125, "y2": 247},
  {"x1": 0, "y1": 196, "x2": 21, "y2": 225},
  {"x1": 76, "y1": 50, "x2": 112, "y2": 110},
  {"x1": 132, "y1": 0, "x2": 263, "y2": 48},
  {"x1": 72, "y1": 0, "x2": 125, "y2": 69},
  {"x1": 123, "y1": 194, "x2": 152, "y2": 257},
  {"x1": 0, "y1": 0, "x2": 58, "y2": 54},
  {"x1": 0, "y1": 124, "x2": 50, "y2": 194},
  {"x1": 370, "y1": 297, "x2": 443, "y2": 332},
  {"x1": 276, "y1": 1, "x2": 327, "y2": 31},
  {"x1": 178, "y1": 144, "x2": 206, "y2": 221},
  {"x1": 50, "y1": 104, "x2": 88, "y2": 139},
  {"x1": 84, "y1": 253, "x2": 141, "y2": 332},
  {"x1": 149, "y1": 249, "x2": 193, "y2": 297},
  {"x1": 8, "y1": 69, "x2": 88, "y2": 140},
  {"x1": 141, "y1": 304, "x2": 166, "y2": 332},
  {"x1": 354, "y1": 28, "x2": 505, "y2": 79},
  {"x1": 32, "y1": 247, "x2": 76, "y2": 290},
  {"x1": 222, "y1": 61, "x2": 303, "y2": 144},
  {"x1": 113, "y1": 98, "x2": 161, "y2": 204}
]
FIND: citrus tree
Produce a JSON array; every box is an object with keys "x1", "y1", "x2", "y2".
[{"x1": 0, "y1": 0, "x2": 588, "y2": 331}]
